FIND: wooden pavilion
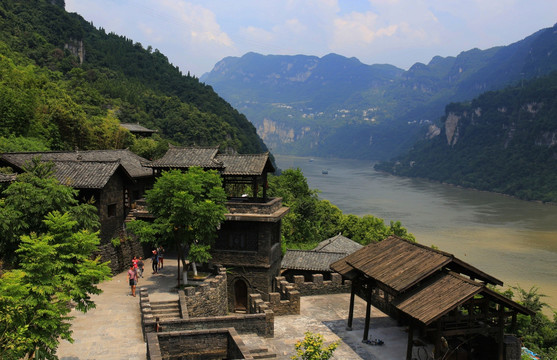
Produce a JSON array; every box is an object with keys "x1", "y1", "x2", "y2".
[
  {"x1": 331, "y1": 235, "x2": 534, "y2": 360},
  {"x1": 145, "y1": 146, "x2": 275, "y2": 199}
]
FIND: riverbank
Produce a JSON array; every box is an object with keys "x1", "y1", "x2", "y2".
[{"x1": 276, "y1": 155, "x2": 557, "y2": 312}]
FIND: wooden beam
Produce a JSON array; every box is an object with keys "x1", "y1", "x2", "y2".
[
  {"x1": 498, "y1": 305, "x2": 505, "y2": 360},
  {"x1": 406, "y1": 321, "x2": 414, "y2": 360},
  {"x1": 363, "y1": 293, "x2": 371, "y2": 341},
  {"x1": 347, "y1": 281, "x2": 355, "y2": 331}
]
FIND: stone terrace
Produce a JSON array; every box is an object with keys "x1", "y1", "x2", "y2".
[{"x1": 57, "y1": 258, "x2": 414, "y2": 360}]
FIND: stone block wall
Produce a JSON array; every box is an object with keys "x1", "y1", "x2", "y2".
[
  {"x1": 95, "y1": 236, "x2": 147, "y2": 275},
  {"x1": 141, "y1": 287, "x2": 274, "y2": 339},
  {"x1": 183, "y1": 267, "x2": 227, "y2": 317},
  {"x1": 146, "y1": 328, "x2": 254, "y2": 360},
  {"x1": 249, "y1": 278, "x2": 300, "y2": 316},
  {"x1": 289, "y1": 273, "x2": 352, "y2": 296},
  {"x1": 504, "y1": 335, "x2": 522, "y2": 360},
  {"x1": 226, "y1": 197, "x2": 283, "y2": 215}
]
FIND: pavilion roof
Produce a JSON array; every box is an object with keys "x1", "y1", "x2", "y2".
[
  {"x1": 120, "y1": 123, "x2": 157, "y2": 133},
  {"x1": 146, "y1": 146, "x2": 223, "y2": 169},
  {"x1": 51, "y1": 160, "x2": 132, "y2": 189},
  {"x1": 0, "y1": 149, "x2": 151, "y2": 179},
  {"x1": 215, "y1": 153, "x2": 274, "y2": 176},
  {"x1": 281, "y1": 250, "x2": 348, "y2": 272},
  {"x1": 312, "y1": 233, "x2": 363, "y2": 254},
  {"x1": 392, "y1": 271, "x2": 533, "y2": 325},
  {"x1": 330, "y1": 235, "x2": 502, "y2": 294}
]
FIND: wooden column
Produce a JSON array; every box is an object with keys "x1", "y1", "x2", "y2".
[
  {"x1": 346, "y1": 281, "x2": 356, "y2": 330},
  {"x1": 406, "y1": 320, "x2": 414, "y2": 360},
  {"x1": 363, "y1": 291, "x2": 372, "y2": 341},
  {"x1": 498, "y1": 305, "x2": 505, "y2": 360}
]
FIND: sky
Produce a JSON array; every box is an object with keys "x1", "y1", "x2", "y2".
[{"x1": 65, "y1": 0, "x2": 557, "y2": 77}]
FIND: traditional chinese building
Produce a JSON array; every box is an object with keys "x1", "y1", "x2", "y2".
[
  {"x1": 0, "y1": 150, "x2": 153, "y2": 243},
  {"x1": 331, "y1": 235, "x2": 534, "y2": 360},
  {"x1": 145, "y1": 146, "x2": 289, "y2": 312}
]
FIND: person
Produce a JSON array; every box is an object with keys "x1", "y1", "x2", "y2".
[
  {"x1": 132, "y1": 256, "x2": 139, "y2": 280},
  {"x1": 137, "y1": 257, "x2": 144, "y2": 278},
  {"x1": 157, "y1": 246, "x2": 165, "y2": 269},
  {"x1": 127, "y1": 264, "x2": 137, "y2": 297},
  {"x1": 151, "y1": 249, "x2": 158, "y2": 274}
]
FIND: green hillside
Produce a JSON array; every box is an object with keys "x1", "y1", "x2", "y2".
[
  {"x1": 375, "y1": 71, "x2": 557, "y2": 202},
  {"x1": 202, "y1": 24, "x2": 557, "y2": 160},
  {"x1": 0, "y1": 0, "x2": 266, "y2": 156}
]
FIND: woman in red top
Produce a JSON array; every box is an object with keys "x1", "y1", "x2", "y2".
[{"x1": 127, "y1": 265, "x2": 137, "y2": 297}]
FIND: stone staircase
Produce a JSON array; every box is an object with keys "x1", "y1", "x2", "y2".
[
  {"x1": 241, "y1": 333, "x2": 277, "y2": 359},
  {"x1": 150, "y1": 300, "x2": 181, "y2": 319}
]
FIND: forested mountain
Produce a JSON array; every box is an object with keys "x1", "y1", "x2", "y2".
[
  {"x1": 0, "y1": 0, "x2": 266, "y2": 156},
  {"x1": 202, "y1": 24, "x2": 557, "y2": 160},
  {"x1": 375, "y1": 71, "x2": 557, "y2": 203}
]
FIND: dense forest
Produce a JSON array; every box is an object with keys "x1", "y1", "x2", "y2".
[
  {"x1": 376, "y1": 70, "x2": 557, "y2": 203},
  {"x1": 0, "y1": 0, "x2": 265, "y2": 156}
]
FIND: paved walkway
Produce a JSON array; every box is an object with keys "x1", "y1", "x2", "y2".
[
  {"x1": 57, "y1": 258, "x2": 179, "y2": 360},
  {"x1": 57, "y1": 258, "x2": 419, "y2": 360}
]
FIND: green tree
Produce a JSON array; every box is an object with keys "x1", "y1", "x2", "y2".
[
  {"x1": 0, "y1": 158, "x2": 99, "y2": 266},
  {"x1": 292, "y1": 332, "x2": 339, "y2": 360},
  {"x1": 0, "y1": 211, "x2": 111, "y2": 360},
  {"x1": 128, "y1": 167, "x2": 227, "y2": 285}
]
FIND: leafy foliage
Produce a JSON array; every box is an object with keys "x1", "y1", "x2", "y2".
[
  {"x1": 376, "y1": 70, "x2": 557, "y2": 202},
  {"x1": 0, "y1": 159, "x2": 99, "y2": 266},
  {"x1": 503, "y1": 286, "x2": 557, "y2": 359},
  {"x1": 0, "y1": 0, "x2": 266, "y2": 155},
  {"x1": 0, "y1": 162, "x2": 109, "y2": 359},
  {"x1": 292, "y1": 332, "x2": 339, "y2": 360},
  {"x1": 0, "y1": 211, "x2": 110, "y2": 360},
  {"x1": 127, "y1": 168, "x2": 227, "y2": 282}
]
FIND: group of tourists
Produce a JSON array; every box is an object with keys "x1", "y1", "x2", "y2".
[{"x1": 126, "y1": 246, "x2": 165, "y2": 296}]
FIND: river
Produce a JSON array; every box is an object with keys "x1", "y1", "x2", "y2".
[{"x1": 275, "y1": 155, "x2": 557, "y2": 311}]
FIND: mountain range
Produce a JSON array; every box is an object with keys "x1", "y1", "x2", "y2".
[{"x1": 202, "y1": 23, "x2": 557, "y2": 160}]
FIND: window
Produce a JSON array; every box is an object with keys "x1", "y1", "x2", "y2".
[{"x1": 107, "y1": 204, "x2": 117, "y2": 217}]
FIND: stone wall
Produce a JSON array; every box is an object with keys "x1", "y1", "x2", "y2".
[
  {"x1": 98, "y1": 173, "x2": 126, "y2": 244},
  {"x1": 141, "y1": 288, "x2": 274, "y2": 339},
  {"x1": 146, "y1": 328, "x2": 254, "y2": 360},
  {"x1": 226, "y1": 197, "x2": 283, "y2": 215},
  {"x1": 95, "y1": 236, "x2": 147, "y2": 275},
  {"x1": 249, "y1": 277, "x2": 300, "y2": 316},
  {"x1": 504, "y1": 335, "x2": 522, "y2": 360},
  {"x1": 183, "y1": 267, "x2": 228, "y2": 317},
  {"x1": 288, "y1": 273, "x2": 351, "y2": 296}
]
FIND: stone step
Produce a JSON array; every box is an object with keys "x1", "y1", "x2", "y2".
[{"x1": 151, "y1": 301, "x2": 179, "y2": 309}]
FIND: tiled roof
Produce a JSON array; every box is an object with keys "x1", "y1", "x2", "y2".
[
  {"x1": 0, "y1": 150, "x2": 151, "y2": 179},
  {"x1": 312, "y1": 234, "x2": 363, "y2": 254},
  {"x1": 120, "y1": 123, "x2": 157, "y2": 133},
  {"x1": 0, "y1": 173, "x2": 17, "y2": 183},
  {"x1": 52, "y1": 160, "x2": 125, "y2": 189},
  {"x1": 281, "y1": 249, "x2": 347, "y2": 272},
  {"x1": 216, "y1": 153, "x2": 274, "y2": 175},
  {"x1": 146, "y1": 146, "x2": 223, "y2": 169}
]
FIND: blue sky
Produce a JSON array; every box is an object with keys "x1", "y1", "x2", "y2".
[{"x1": 65, "y1": 0, "x2": 557, "y2": 77}]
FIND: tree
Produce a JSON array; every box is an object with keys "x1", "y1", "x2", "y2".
[
  {"x1": 0, "y1": 158, "x2": 99, "y2": 266},
  {"x1": 0, "y1": 211, "x2": 111, "y2": 360},
  {"x1": 292, "y1": 332, "x2": 339, "y2": 360},
  {"x1": 128, "y1": 167, "x2": 227, "y2": 285}
]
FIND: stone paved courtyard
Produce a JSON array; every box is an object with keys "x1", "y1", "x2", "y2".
[{"x1": 57, "y1": 258, "x2": 417, "y2": 360}]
